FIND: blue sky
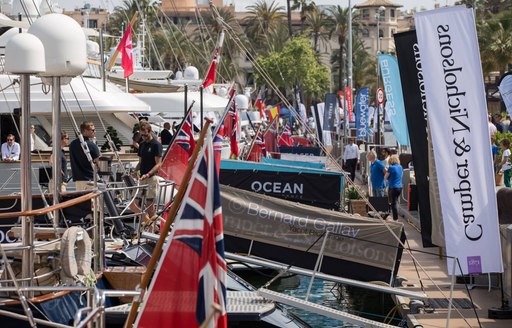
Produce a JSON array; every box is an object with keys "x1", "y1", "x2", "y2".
[{"x1": 60, "y1": 0, "x2": 459, "y2": 12}]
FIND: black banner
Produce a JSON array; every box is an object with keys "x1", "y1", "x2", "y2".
[
  {"x1": 220, "y1": 169, "x2": 341, "y2": 210},
  {"x1": 394, "y1": 30, "x2": 435, "y2": 247},
  {"x1": 323, "y1": 93, "x2": 338, "y2": 132}
]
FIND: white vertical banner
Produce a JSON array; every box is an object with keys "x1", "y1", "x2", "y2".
[{"x1": 415, "y1": 7, "x2": 503, "y2": 275}]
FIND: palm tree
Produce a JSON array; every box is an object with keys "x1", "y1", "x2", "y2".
[
  {"x1": 243, "y1": 0, "x2": 286, "y2": 55},
  {"x1": 292, "y1": 0, "x2": 317, "y2": 33},
  {"x1": 327, "y1": 5, "x2": 351, "y2": 92},
  {"x1": 304, "y1": 6, "x2": 330, "y2": 54},
  {"x1": 478, "y1": 10, "x2": 512, "y2": 77}
]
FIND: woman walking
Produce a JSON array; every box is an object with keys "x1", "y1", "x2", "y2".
[{"x1": 385, "y1": 155, "x2": 403, "y2": 221}]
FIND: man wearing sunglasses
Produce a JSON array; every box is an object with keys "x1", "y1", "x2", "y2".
[
  {"x1": 130, "y1": 121, "x2": 163, "y2": 225},
  {"x1": 1, "y1": 134, "x2": 20, "y2": 162},
  {"x1": 69, "y1": 121, "x2": 100, "y2": 191}
]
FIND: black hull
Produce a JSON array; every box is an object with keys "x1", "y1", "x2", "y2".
[{"x1": 225, "y1": 234, "x2": 405, "y2": 283}]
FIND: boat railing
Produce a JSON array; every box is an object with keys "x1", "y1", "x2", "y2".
[{"x1": 73, "y1": 289, "x2": 142, "y2": 328}]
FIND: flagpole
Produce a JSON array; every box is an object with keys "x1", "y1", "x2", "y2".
[
  {"x1": 124, "y1": 119, "x2": 213, "y2": 328},
  {"x1": 107, "y1": 14, "x2": 138, "y2": 72}
]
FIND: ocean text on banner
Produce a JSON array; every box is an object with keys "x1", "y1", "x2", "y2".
[{"x1": 415, "y1": 7, "x2": 503, "y2": 274}]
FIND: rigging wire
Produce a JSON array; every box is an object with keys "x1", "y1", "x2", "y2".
[{"x1": 206, "y1": 4, "x2": 482, "y2": 325}]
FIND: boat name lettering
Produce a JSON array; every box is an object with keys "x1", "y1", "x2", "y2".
[
  {"x1": 0, "y1": 229, "x2": 18, "y2": 243},
  {"x1": 437, "y1": 24, "x2": 481, "y2": 241},
  {"x1": 247, "y1": 203, "x2": 309, "y2": 228},
  {"x1": 250, "y1": 181, "x2": 304, "y2": 195},
  {"x1": 288, "y1": 225, "x2": 393, "y2": 264}
]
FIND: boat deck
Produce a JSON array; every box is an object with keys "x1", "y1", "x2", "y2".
[{"x1": 396, "y1": 206, "x2": 512, "y2": 328}]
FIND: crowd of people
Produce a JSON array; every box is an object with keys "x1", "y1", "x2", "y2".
[{"x1": 345, "y1": 140, "x2": 403, "y2": 221}]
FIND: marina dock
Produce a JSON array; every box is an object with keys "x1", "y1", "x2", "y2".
[{"x1": 395, "y1": 205, "x2": 512, "y2": 328}]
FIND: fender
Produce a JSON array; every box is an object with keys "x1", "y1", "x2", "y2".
[{"x1": 60, "y1": 226, "x2": 92, "y2": 281}]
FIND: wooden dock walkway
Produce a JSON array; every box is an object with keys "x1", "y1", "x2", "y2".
[{"x1": 395, "y1": 207, "x2": 512, "y2": 328}]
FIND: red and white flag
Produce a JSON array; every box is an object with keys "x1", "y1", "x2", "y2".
[
  {"x1": 202, "y1": 50, "x2": 219, "y2": 88},
  {"x1": 137, "y1": 132, "x2": 227, "y2": 327},
  {"x1": 225, "y1": 100, "x2": 239, "y2": 159},
  {"x1": 116, "y1": 25, "x2": 133, "y2": 78}
]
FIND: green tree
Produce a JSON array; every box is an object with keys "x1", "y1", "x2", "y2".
[
  {"x1": 291, "y1": 0, "x2": 317, "y2": 33},
  {"x1": 327, "y1": 5, "x2": 351, "y2": 92},
  {"x1": 254, "y1": 37, "x2": 330, "y2": 98},
  {"x1": 478, "y1": 10, "x2": 512, "y2": 76},
  {"x1": 304, "y1": 6, "x2": 330, "y2": 54},
  {"x1": 243, "y1": 0, "x2": 286, "y2": 55}
]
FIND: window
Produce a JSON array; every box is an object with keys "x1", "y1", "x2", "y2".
[
  {"x1": 362, "y1": 9, "x2": 369, "y2": 19},
  {"x1": 379, "y1": 29, "x2": 384, "y2": 38},
  {"x1": 379, "y1": 10, "x2": 385, "y2": 19},
  {"x1": 88, "y1": 19, "x2": 97, "y2": 28},
  {"x1": 362, "y1": 28, "x2": 369, "y2": 37},
  {"x1": 390, "y1": 9, "x2": 395, "y2": 18}
]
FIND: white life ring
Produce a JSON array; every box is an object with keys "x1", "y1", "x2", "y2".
[{"x1": 60, "y1": 226, "x2": 92, "y2": 281}]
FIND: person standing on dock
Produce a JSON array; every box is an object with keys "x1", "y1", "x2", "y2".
[
  {"x1": 343, "y1": 138, "x2": 360, "y2": 182},
  {"x1": 1, "y1": 134, "x2": 20, "y2": 161},
  {"x1": 159, "y1": 122, "x2": 172, "y2": 146},
  {"x1": 367, "y1": 149, "x2": 386, "y2": 197},
  {"x1": 69, "y1": 121, "x2": 100, "y2": 191},
  {"x1": 385, "y1": 155, "x2": 403, "y2": 221}
]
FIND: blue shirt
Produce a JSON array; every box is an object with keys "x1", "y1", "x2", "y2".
[
  {"x1": 370, "y1": 159, "x2": 386, "y2": 189},
  {"x1": 492, "y1": 144, "x2": 499, "y2": 157},
  {"x1": 387, "y1": 163, "x2": 403, "y2": 188}
]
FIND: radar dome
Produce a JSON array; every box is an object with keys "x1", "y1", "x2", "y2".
[
  {"x1": 183, "y1": 66, "x2": 199, "y2": 80},
  {"x1": 28, "y1": 13, "x2": 86, "y2": 77},
  {"x1": 235, "y1": 94, "x2": 249, "y2": 110}
]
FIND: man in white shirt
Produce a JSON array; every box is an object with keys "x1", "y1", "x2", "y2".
[
  {"x1": 343, "y1": 138, "x2": 360, "y2": 182},
  {"x1": 488, "y1": 114, "x2": 497, "y2": 137},
  {"x1": 1, "y1": 134, "x2": 20, "y2": 161}
]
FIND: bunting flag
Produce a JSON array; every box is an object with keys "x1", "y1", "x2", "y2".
[
  {"x1": 158, "y1": 112, "x2": 196, "y2": 187},
  {"x1": 278, "y1": 122, "x2": 294, "y2": 147},
  {"x1": 136, "y1": 133, "x2": 227, "y2": 328},
  {"x1": 266, "y1": 105, "x2": 280, "y2": 122},
  {"x1": 225, "y1": 100, "x2": 239, "y2": 159},
  {"x1": 202, "y1": 50, "x2": 219, "y2": 88},
  {"x1": 116, "y1": 25, "x2": 134, "y2": 78}
]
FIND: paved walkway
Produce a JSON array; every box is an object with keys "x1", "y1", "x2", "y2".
[{"x1": 395, "y1": 206, "x2": 512, "y2": 328}]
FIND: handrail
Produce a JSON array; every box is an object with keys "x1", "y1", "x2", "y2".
[{"x1": 0, "y1": 191, "x2": 101, "y2": 219}]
